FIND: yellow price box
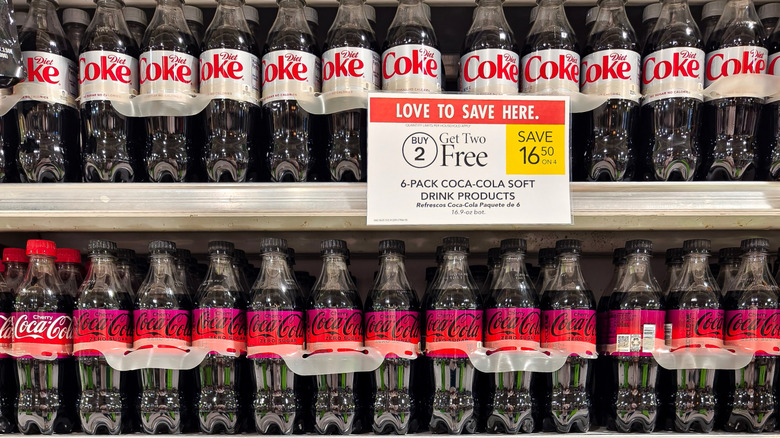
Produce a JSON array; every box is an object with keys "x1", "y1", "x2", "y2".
[{"x1": 505, "y1": 124, "x2": 566, "y2": 176}]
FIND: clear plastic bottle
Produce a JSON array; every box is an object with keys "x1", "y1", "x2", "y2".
[
  {"x1": 183, "y1": 5, "x2": 205, "y2": 47},
  {"x1": 55, "y1": 248, "x2": 83, "y2": 299},
  {"x1": 718, "y1": 247, "x2": 742, "y2": 291},
  {"x1": 62, "y1": 8, "x2": 89, "y2": 55},
  {"x1": 662, "y1": 247, "x2": 684, "y2": 295},
  {"x1": 3, "y1": 247, "x2": 28, "y2": 295},
  {"x1": 595, "y1": 248, "x2": 626, "y2": 427},
  {"x1": 534, "y1": 247, "x2": 556, "y2": 294},
  {"x1": 123, "y1": 7, "x2": 147, "y2": 48},
  {"x1": 521, "y1": 0, "x2": 579, "y2": 96},
  {"x1": 0, "y1": 267, "x2": 12, "y2": 433}
]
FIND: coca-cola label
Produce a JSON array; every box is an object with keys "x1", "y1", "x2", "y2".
[
  {"x1": 607, "y1": 309, "x2": 665, "y2": 356},
  {"x1": 0, "y1": 312, "x2": 11, "y2": 355},
  {"x1": 484, "y1": 308, "x2": 541, "y2": 350},
  {"x1": 705, "y1": 46, "x2": 768, "y2": 88},
  {"x1": 18, "y1": 51, "x2": 78, "y2": 108},
  {"x1": 73, "y1": 309, "x2": 132, "y2": 356},
  {"x1": 425, "y1": 310, "x2": 482, "y2": 357},
  {"x1": 261, "y1": 49, "x2": 321, "y2": 104},
  {"x1": 364, "y1": 310, "x2": 421, "y2": 356},
  {"x1": 725, "y1": 309, "x2": 780, "y2": 355},
  {"x1": 540, "y1": 309, "x2": 596, "y2": 354},
  {"x1": 459, "y1": 48, "x2": 520, "y2": 95},
  {"x1": 666, "y1": 308, "x2": 724, "y2": 349},
  {"x1": 200, "y1": 48, "x2": 260, "y2": 104},
  {"x1": 192, "y1": 308, "x2": 247, "y2": 354},
  {"x1": 521, "y1": 49, "x2": 580, "y2": 95},
  {"x1": 139, "y1": 50, "x2": 199, "y2": 96},
  {"x1": 247, "y1": 310, "x2": 305, "y2": 358},
  {"x1": 769, "y1": 51, "x2": 780, "y2": 75},
  {"x1": 580, "y1": 49, "x2": 641, "y2": 102},
  {"x1": 133, "y1": 309, "x2": 191, "y2": 348},
  {"x1": 79, "y1": 51, "x2": 139, "y2": 104},
  {"x1": 306, "y1": 308, "x2": 363, "y2": 351},
  {"x1": 11, "y1": 312, "x2": 73, "y2": 357},
  {"x1": 642, "y1": 47, "x2": 705, "y2": 104},
  {"x1": 381, "y1": 44, "x2": 442, "y2": 93},
  {"x1": 322, "y1": 47, "x2": 380, "y2": 96}
]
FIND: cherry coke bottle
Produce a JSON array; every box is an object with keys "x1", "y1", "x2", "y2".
[
  {"x1": 307, "y1": 239, "x2": 363, "y2": 434},
  {"x1": 459, "y1": 0, "x2": 520, "y2": 95},
  {"x1": 483, "y1": 239, "x2": 539, "y2": 433},
  {"x1": 664, "y1": 239, "x2": 723, "y2": 432},
  {"x1": 595, "y1": 248, "x2": 625, "y2": 427},
  {"x1": 262, "y1": 0, "x2": 321, "y2": 182},
  {"x1": 540, "y1": 239, "x2": 595, "y2": 433},
  {"x1": 703, "y1": 0, "x2": 766, "y2": 180},
  {"x1": 16, "y1": 0, "x2": 80, "y2": 182},
  {"x1": 13, "y1": 240, "x2": 77, "y2": 434},
  {"x1": 424, "y1": 237, "x2": 481, "y2": 434},
  {"x1": 0, "y1": 265, "x2": 14, "y2": 433},
  {"x1": 382, "y1": 0, "x2": 443, "y2": 93},
  {"x1": 722, "y1": 238, "x2": 780, "y2": 432},
  {"x1": 581, "y1": 0, "x2": 641, "y2": 181},
  {"x1": 200, "y1": 0, "x2": 260, "y2": 182},
  {"x1": 364, "y1": 240, "x2": 421, "y2": 434},
  {"x1": 521, "y1": 0, "x2": 579, "y2": 96},
  {"x1": 140, "y1": 0, "x2": 199, "y2": 182},
  {"x1": 192, "y1": 241, "x2": 246, "y2": 433},
  {"x1": 73, "y1": 240, "x2": 134, "y2": 434},
  {"x1": 79, "y1": 0, "x2": 141, "y2": 182},
  {"x1": 321, "y1": 0, "x2": 378, "y2": 182},
  {"x1": 134, "y1": 240, "x2": 192, "y2": 434}
]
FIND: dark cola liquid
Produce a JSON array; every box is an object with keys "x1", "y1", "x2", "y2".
[
  {"x1": 0, "y1": 286, "x2": 14, "y2": 433},
  {"x1": 763, "y1": 101, "x2": 780, "y2": 180},
  {"x1": 0, "y1": 107, "x2": 19, "y2": 182}
]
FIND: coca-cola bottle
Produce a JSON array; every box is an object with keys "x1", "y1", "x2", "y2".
[
  {"x1": 521, "y1": 0, "x2": 579, "y2": 96},
  {"x1": 534, "y1": 247, "x2": 556, "y2": 294},
  {"x1": 595, "y1": 248, "x2": 626, "y2": 427},
  {"x1": 192, "y1": 241, "x2": 247, "y2": 433},
  {"x1": 703, "y1": 0, "x2": 766, "y2": 180},
  {"x1": 134, "y1": 240, "x2": 192, "y2": 434},
  {"x1": 0, "y1": 264, "x2": 14, "y2": 433},
  {"x1": 718, "y1": 247, "x2": 742, "y2": 291},
  {"x1": 73, "y1": 240, "x2": 134, "y2": 434},
  {"x1": 459, "y1": 0, "x2": 519, "y2": 95},
  {"x1": 701, "y1": 0, "x2": 726, "y2": 46},
  {"x1": 424, "y1": 237, "x2": 481, "y2": 434},
  {"x1": 55, "y1": 248, "x2": 83, "y2": 299},
  {"x1": 63, "y1": 8, "x2": 89, "y2": 55},
  {"x1": 248, "y1": 238, "x2": 305, "y2": 434},
  {"x1": 13, "y1": 239, "x2": 77, "y2": 434},
  {"x1": 3, "y1": 247, "x2": 28, "y2": 295},
  {"x1": 262, "y1": 0, "x2": 320, "y2": 182},
  {"x1": 641, "y1": 0, "x2": 704, "y2": 181},
  {"x1": 364, "y1": 239, "x2": 421, "y2": 434},
  {"x1": 200, "y1": 0, "x2": 260, "y2": 182},
  {"x1": 483, "y1": 238, "x2": 539, "y2": 433},
  {"x1": 123, "y1": 7, "x2": 147, "y2": 48},
  {"x1": 539, "y1": 239, "x2": 595, "y2": 433},
  {"x1": 664, "y1": 239, "x2": 722, "y2": 432},
  {"x1": 307, "y1": 239, "x2": 362, "y2": 434},
  {"x1": 140, "y1": 0, "x2": 199, "y2": 182},
  {"x1": 16, "y1": 0, "x2": 80, "y2": 182},
  {"x1": 662, "y1": 247, "x2": 684, "y2": 295},
  {"x1": 722, "y1": 238, "x2": 779, "y2": 432},
  {"x1": 382, "y1": 0, "x2": 443, "y2": 93},
  {"x1": 79, "y1": 0, "x2": 140, "y2": 182},
  {"x1": 322, "y1": 0, "x2": 379, "y2": 182},
  {"x1": 581, "y1": 0, "x2": 641, "y2": 181}
]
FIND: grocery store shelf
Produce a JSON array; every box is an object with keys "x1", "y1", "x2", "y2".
[{"x1": 0, "y1": 182, "x2": 778, "y2": 233}]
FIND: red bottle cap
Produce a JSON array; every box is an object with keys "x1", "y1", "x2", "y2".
[
  {"x1": 3, "y1": 248, "x2": 29, "y2": 263},
  {"x1": 55, "y1": 248, "x2": 82, "y2": 264},
  {"x1": 26, "y1": 240, "x2": 57, "y2": 257}
]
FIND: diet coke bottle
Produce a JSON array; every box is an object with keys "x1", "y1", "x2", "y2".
[
  {"x1": 459, "y1": 0, "x2": 519, "y2": 95},
  {"x1": 581, "y1": 0, "x2": 641, "y2": 181},
  {"x1": 16, "y1": 0, "x2": 80, "y2": 182},
  {"x1": 262, "y1": 0, "x2": 321, "y2": 182},
  {"x1": 703, "y1": 0, "x2": 766, "y2": 180},
  {"x1": 322, "y1": 0, "x2": 380, "y2": 182},
  {"x1": 641, "y1": 0, "x2": 704, "y2": 181},
  {"x1": 13, "y1": 239, "x2": 77, "y2": 434},
  {"x1": 0, "y1": 264, "x2": 13, "y2": 433},
  {"x1": 521, "y1": 0, "x2": 579, "y2": 96}
]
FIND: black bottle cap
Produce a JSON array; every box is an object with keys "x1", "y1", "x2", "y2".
[
  {"x1": 442, "y1": 237, "x2": 469, "y2": 253},
  {"x1": 487, "y1": 247, "x2": 500, "y2": 266},
  {"x1": 148, "y1": 240, "x2": 176, "y2": 254},
  {"x1": 741, "y1": 238, "x2": 770, "y2": 253},
  {"x1": 683, "y1": 239, "x2": 711, "y2": 254},
  {"x1": 379, "y1": 239, "x2": 405, "y2": 255},
  {"x1": 613, "y1": 248, "x2": 627, "y2": 266},
  {"x1": 259, "y1": 238, "x2": 287, "y2": 254},
  {"x1": 286, "y1": 247, "x2": 296, "y2": 266},
  {"x1": 321, "y1": 239, "x2": 348, "y2": 255},
  {"x1": 538, "y1": 248, "x2": 556, "y2": 266},
  {"x1": 88, "y1": 240, "x2": 116, "y2": 256},
  {"x1": 500, "y1": 239, "x2": 527, "y2": 255},
  {"x1": 666, "y1": 248, "x2": 684, "y2": 265},
  {"x1": 115, "y1": 248, "x2": 135, "y2": 262},
  {"x1": 208, "y1": 240, "x2": 235, "y2": 255},
  {"x1": 718, "y1": 247, "x2": 742, "y2": 264},
  {"x1": 555, "y1": 239, "x2": 581, "y2": 254},
  {"x1": 625, "y1": 239, "x2": 652, "y2": 254}
]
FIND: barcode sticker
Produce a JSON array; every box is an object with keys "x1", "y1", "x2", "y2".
[
  {"x1": 617, "y1": 334, "x2": 630, "y2": 352},
  {"x1": 664, "y1": 323, "x2": 673, "y2": 346},
  {"x1": 643, "y1": 323, "x2": 656, "y2": 353}
]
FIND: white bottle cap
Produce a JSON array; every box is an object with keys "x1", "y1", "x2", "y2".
[
  {"x1": 642, "y1": 2, "x2": 661, "y2": 23},
  {"x1": 62, "y1": 8, "x2": 90, "y2": 26},
  {"x1": 423, "y1": 2, "x2": 431, "y2": 20},
  {"x1": 183, "y1": 5, "x2": 203, "y2": 25},
  {"x1": 759, "y1": 3, "x2": 780, "y2": 20},
  {"x1": 304, "y1": 6, "x2": 318, "y2": 25},
  {"x1": 13, "y1": 11, "x2": 27, "y2": 27},
  {"x1": 529, "y1": 5, "x2": 539, "y2": 23},
  {"x1": 243, "y1": 5, "x2": 260, "y2": 25},
  {"x1": 585, "y1": 6, "x2": 598, "y2": 26},
  {"x1": 123, "y1": 7, "x2": 148, "y2": 26},
  {"x1": 364, "y1": 4, "x2": 376, "y2": 24},
  {"x1": 702, "y1": 0, "x2": 726, "y2": 20}
]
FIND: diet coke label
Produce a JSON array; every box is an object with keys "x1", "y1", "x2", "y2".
[
  {"x1": 364, "y1": 310, "x2": 421, "y2": 356},
  {"x1": 642, "y1": 47, "x2": 704, "y2": 104},
  {"x1": 725, "y1": 308, "x2": 780, "y2": 355},
  {"x1": 73, "y1": 309, "x2": 132, "y2": 356},
  {"x1": 459, "y1": 48, "x2": 520, "y2": 95},
  {"x1": 192, "y1": 308, "x2": 247, "y2": 354},
  {"x1": 261, "y1": 50, "x2": 321, "y2": 104},
  {"x1": 381, "y1": 44, "x2": 442, "y2": 93},
  {"x1": 11, "y1": 312, "x2": 73, "y2": 357},
  {"x1": 521, "y1": 49, "x2": 580, "y2": 94},
  {"x1": 425, "y1": 310, "x2": 482, "y2": 358},
  {"x1": 705, "y1": 46, "x2": 768, "y2": 88},
  {"x1": 133, "y1": 309, "x2": 191, "y2": 349},
  {"x1": 139, "y1": 50, "x2": 199, "y2": 96},
  {"x1": 666, "y1": 309, "x2": 724, "y2": 350},
  {"x1": 485, "y1": 308, "x2": 540, "y2": 350},
  {"x1": 322, "y1": 47, "x2": 380, "y2": 96},
  {"x1": 306, "y1": 308, "x2": 363, "y2": 351},
  {"x1": 0, "y1": 312, "x2": 11, "y2": 354},
  {"x1": 18, "y1": 51, "x2": 78, "y2": 108},
  {"x1": 247, "y1": 310, "x2": 305, "y2": 358},
  {"x1": 580, "y1": 49, "x2": 641, "y2": 102},
  {"x1": 540, "y1": 309, "x2": 596, "y2": 354},
  {"x1": 200, "y1": 49, "x2": 260, "y2": 104},
  {"x1": 769, "y1": 51, "x2": 780, "y2": 75},
  {"x1": 79, "y1": 51, "x2": 139, "y2": 104}
]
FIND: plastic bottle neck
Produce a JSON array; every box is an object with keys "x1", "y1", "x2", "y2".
[
  {"x1": 96, "y1": 0, "x2": 124, "y2": 10},
  {"x1": 715, "y1": 0, "x2": 762, "y2": 36},
  {"x1": 144, "y1": 253, "x2": 177, "y2": 287},
  {"x1": 372, "y1": 253, "x2": 413, "y2": 291},
  {"x1": 548, "y1": 252, "x2": 587, "y2": 292},
  {"x1": 201, "y1": 253, "x2": 241, "y2": 296},
  {"x1": 85, "y1": 255, "x2": 122, "y2": 288},
  {"x1": 331, "y1": 0, "x2": 372, "y2": 33},
  {"x1": 591, "y1": 0, "x2": 633, "y2": 38},
  {"x1": 314, "y1": 254, "x2": 356, "y2": 291},
  {"x1": 492, "y1": 252, "x2": 531, "y2": 291},
  {"x1": 431, "y1": 250, "x2": 477, "y2": 291},
  {"x1": 390, "y1": 0, "x2": 433, "y2": 32},
  {"x1": 677, "y1": 253, "x2": 717, "y2": 292},
  {"x1": 25, "y1": 0, "x2": 64, "y2": 36},
  {"x1": 22, "y1": 254, "x2": 62, "y2": 291},
  {"x1": 617, "y1": 253, "x2": 659, "y2": 293},
  {"x1": 270, "y1": 0, "x2": 312, "y2": 36},
  {"x1": 530, "y1": 0, "x2": 571, "y2": 37},
  {"x1": 210, "y1": 0, "x2": 251, "y2": 34},
  {"x1": 732, "y1": 250, "x2": 777, "y2": 291},
  {"x1": 470, "y1": 0, "x2": 512, "y2": 37}
]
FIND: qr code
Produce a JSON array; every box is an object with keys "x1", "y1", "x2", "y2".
[{"x1": 617, "y1": 335, "x2": 630, "y2": 352}]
